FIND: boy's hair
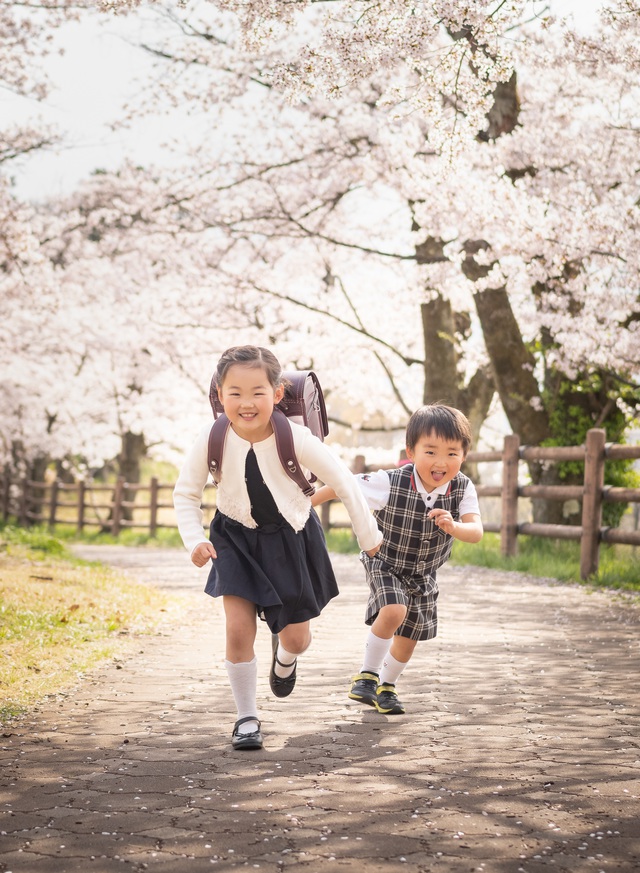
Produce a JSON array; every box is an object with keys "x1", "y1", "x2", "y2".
[
  {"x1": 406, "y1": 404, "x2": 472, "y2": 455},
  {"x1": 214, "y1": 345, "x2": 283, "y2": 391}
]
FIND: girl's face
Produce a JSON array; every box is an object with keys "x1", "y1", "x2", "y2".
[
  {"x1": 406, "y1": 430, "x2": 465, "y2": 493},
  {"x1": 217, "y1": 363, "x2": 284, "y2": 443}
]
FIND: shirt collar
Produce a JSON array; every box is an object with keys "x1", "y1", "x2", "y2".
[{"x1": 412, "y1": 470, "x2": 451, "y2": 498}]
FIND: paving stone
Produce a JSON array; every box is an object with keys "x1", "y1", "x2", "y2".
[{"x1": 1, "y1": 548, "x2": 639, "y2": 873}]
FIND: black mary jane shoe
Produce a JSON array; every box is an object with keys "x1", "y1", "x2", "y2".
[
  {"x1": 269, "y1": 633, "x2": 297, "y2": 698},
  {"x1": 231, "y1": 716, "x2": 263, "y2": 751}
]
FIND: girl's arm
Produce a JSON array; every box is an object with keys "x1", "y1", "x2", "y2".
[
  {"x1": 298, "y1": 432, "x2": 382, "y2": 553},
  {"x1": 428, "y1": 509, "x2": 483, "y2": 543},
  {"x1": 310, "y1": 485, "x2": 337, "y2": 507},
  {"x1": 173, "y1": 425, "x2": 216, "y2": 561}
]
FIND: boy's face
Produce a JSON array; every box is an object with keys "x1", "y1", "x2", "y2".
[{"x1": 406, "y1": 430, "x2": 465, "y2": 493}]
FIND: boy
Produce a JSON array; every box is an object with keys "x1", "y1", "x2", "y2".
[{"x1": 311, "y1": 403, "x2": 483, "y2": 715}]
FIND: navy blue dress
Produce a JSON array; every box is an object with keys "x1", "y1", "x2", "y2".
[{"x1": 205, "y1": 448, "x2": 338, "y2": 633}]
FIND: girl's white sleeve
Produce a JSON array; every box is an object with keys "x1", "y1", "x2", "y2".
[
  {"x1": 298, "y1": 432, "x2": 383, "y2": 552},
  {"x1": 172, "y1": 425, "x2": 212, "y2": 555}
]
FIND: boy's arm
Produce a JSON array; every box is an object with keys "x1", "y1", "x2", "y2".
[
  {"x1": 428, "y1": 509, "x2": 483, "y2": 543},
  {"x1": 311, "y1": 485, "x2": 337, "y2": 507},
  {"x1": 310, "y1": 482, "x2": 379, "y2": 556}
]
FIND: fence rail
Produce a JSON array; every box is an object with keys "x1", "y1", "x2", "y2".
[
  {"x1": 321, "y1": 428, "x2": 640, "y2": 580},
  {"x1": 1, "y1": 428, "x2": 638, "y2": 579}
]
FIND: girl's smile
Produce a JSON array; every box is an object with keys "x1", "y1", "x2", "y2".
[{"x1": 217, "y1": 363, "x2": 284, "y2": 443}]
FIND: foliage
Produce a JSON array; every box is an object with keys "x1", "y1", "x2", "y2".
[
  {"x1": 2, "y1": 0, "x2": 639, "y2": 493},
  {"x1": 541, "y1": 371, "x2": 640, "y2": 525}
]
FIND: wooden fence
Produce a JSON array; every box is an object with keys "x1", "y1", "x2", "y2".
[
  {"x1": 320, "y1": 428, "x2": 640, "y2": 580},
  {"x1": 1, "y1": 428, "x2": 639, "y2": 579},
  {"x1": 0, "y1": 473, "x2": 217, "y2": 538}
]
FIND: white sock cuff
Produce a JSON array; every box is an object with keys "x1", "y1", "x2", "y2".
[
  {"x1": 225, "y1": 656, "x2": 257, "y2": 671},
  {"x1": 379, "y1": 652, "x2": 408, "y2": 686},
  {"x1": 362, "y1": 631, "x2": 392, "y2": 675}
]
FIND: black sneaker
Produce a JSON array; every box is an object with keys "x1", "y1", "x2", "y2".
[
  {"x1": 375, "y1": 683, "x2": 405, "y2": 715},
  {"x1": 348, "y1": 671, "x2": 379, "y2": 706}
]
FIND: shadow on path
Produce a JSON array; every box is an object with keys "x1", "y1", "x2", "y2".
[{"x1": 1, "y1": 548, "x2": 639, "y2": 872}]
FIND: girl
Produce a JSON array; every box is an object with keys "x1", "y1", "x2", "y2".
[{"x1": 173, "y1": 346, "x2": 382, "y2": 751}]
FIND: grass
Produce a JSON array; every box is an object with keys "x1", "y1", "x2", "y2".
[
  {"x1": 450, "y1": 532, "x2": 640, "y2": 591},
  {"x1": 0, "y1": 524, "x2": 185, "y2": 724},
  {"x1": 326, "y1": 524, "x2": 640, "y2": 592},
  {"x1": 51, "y1": 523, "x2": 184, "y2": 549}
]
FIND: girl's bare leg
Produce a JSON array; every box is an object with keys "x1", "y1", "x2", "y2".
[{"x1": 223, "y1": 595, "x2": 257, "y2": 662}]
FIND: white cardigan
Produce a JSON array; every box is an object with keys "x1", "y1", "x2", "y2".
[{"x1": 173, "y1": 420, "x2": 382, "y2": 556}]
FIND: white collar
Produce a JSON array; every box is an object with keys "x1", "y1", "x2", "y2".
[{"x1": 413, "y1": 471, "x2": 450, "y2": 499}]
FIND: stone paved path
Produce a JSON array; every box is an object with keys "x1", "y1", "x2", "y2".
[{"x1": 1, "y1": 547, "x2": 639, "y2": 872}]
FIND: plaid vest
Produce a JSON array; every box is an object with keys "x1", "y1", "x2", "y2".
[{"x1": 374, "y1": 465, "x2": 470, "y2": 581}]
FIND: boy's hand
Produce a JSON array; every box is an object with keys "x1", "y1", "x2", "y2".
[
  {"x1": 191, "y1": 542, "x2": 217, "y2": 567},
  {"x1": 365, "y1": 542, "x2": 381, "y2": 557},
  {"x1": 428, "y1": 508, "x2": 455, "y2": 535}
]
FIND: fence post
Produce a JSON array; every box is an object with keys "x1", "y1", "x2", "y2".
[
  {"x1": 352, "y1": 455, "x2": 366, "y2": 474},
  {"x1": 48, "y1": 479, "x2": 59, "y2": 528},
  {"x1": 19, "y1": 477, "x2": 29, "y2": 526},
  {"x1": 320, "y1": 501, "x2": 331, "y2": 533},
  {"x1": 111, "y1": 477, "x2": 125, "y2": 536},
  {"x1": 501, "y1": 433, "x2": 520, "y2": 557},
  {"x1": 149, "y1": 477, "x2": 159, "y2": 537},
  {"x1": 580, "y1": 428, "x2": 606, "y2": 580},
  {"x1": 77, "y1": 480, "x2": 86, "y2": 533},
  {"x1": 1, "y1": 465, "x2": 10, "y2": 521}
]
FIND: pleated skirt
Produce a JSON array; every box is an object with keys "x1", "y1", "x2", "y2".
[{"x1": 205, "y1": 509, "x2": 339, "y2": 633}]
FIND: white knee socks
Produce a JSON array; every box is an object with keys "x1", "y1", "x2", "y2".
[
  {"x1": 362, "y1": 631, "x2": 392, "y2": 675},
  {"x1": 379, "y1": 651, "x2": 408, "y2": 686},
  {"x1": 274, "y1": 643, "x2": 297, "y2": 678},
  {"x1": 274, "y1": 633, "x2": 311, "y2": 679},
  {"x1": 225, "y1": 657, "x2": 259, "y2": 734}
]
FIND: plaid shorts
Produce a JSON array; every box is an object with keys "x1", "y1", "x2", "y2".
[{"x1": 360, "y1": 555, "x2": 439, "y2": 642}]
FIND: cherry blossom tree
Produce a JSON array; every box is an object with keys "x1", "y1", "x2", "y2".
[
  {"x1": 83, "y1": 0, "x2": 636, "y2": 521},
  {"x1": 4, "y1": 0, "x2": 639, "y2": 531},
  {"x1": 0, "y1": 0, "x2": 95, "y2": 484}
]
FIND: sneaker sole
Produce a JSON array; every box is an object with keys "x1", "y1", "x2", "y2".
[
  {"x1": 374, "y1": 701, "x2": 405, "y2": 715},
  {"x1": 348, "y1": 692, "x2": 377, "y2": 706}
]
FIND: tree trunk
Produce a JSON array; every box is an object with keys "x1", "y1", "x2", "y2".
[
  {"x1": 420, "y1": 295, "x2": 495, "y2": 481},
  {"x1": 102, "y1": 430, "x2": 147, "y2": 531},
  {"x1": 118, "y1": 430, "x2": 147, "y2": 523},
  {"x1": 472, "y1": 284, "x2": 549, "y2": 445},
  {"x1": 421, "y1": 296, "x2": 461, "y2": 405}
]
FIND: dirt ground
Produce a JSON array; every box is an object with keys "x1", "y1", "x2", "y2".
[{"x1": 1, "y1": 546, "x2": 639, "y2": 872}]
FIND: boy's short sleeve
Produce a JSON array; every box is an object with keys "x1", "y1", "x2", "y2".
[
  {"x1": 355, "y1": 469, "x2": 392, "y2": 510},
  {"x1": 459, "y1": 478, "x2": 481, "y2": 517}
]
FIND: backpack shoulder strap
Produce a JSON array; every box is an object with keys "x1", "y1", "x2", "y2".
[
  {"x1": 207, "y1": 414, "x2": 231, "y2": 485},
  {"x1": 271, "y1": 408, "x2": 315, "y2": 497}
]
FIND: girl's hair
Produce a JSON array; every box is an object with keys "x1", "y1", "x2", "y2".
[
  {"x1": 406, "y1": 403, "x2": 472, "y2": 455},
  {"x1": 214, "y1": 345, "x2": 283, "y2": 390}
]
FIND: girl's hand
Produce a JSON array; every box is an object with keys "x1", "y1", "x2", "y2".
[
  {"x1": 365, "y1": 542, "x2": 381, "y2": 557},
  {"x1": 191, "y1": 542, "x2": 217, "y2": 567},
  {"x1": 428, "y1": 508, "x2": 455, "y2": 535}
]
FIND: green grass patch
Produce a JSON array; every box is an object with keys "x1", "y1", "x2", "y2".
[
  {"x1": 324, "y1": 528, "x2": 360, "y2": 554},
  {"x1": 37, "y1": 523, "x2": 184, "y2": 549},
  {"x1": 451, "y1": 532, "x2": 640, "y2": 591},
  {"x1": 0, "y1": 524, "x2": 185, "y2": 724}
]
